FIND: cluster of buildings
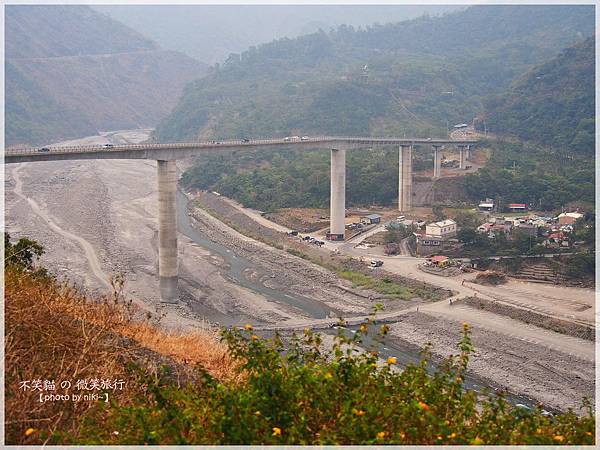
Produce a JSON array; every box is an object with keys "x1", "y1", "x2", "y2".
[
  {"x1": 476, "y1": 211, "x2": 585, "y2": 248},
  {"x1": 412, "y1": 210, "x2": 586, "y2": 256}
]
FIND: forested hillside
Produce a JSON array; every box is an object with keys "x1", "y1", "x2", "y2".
[
  {"x1": 463, "y1": 37, "x2": 595, "y2": 210},
  {"x1": 155, "y1": 5, "x2": 593, "y2": 142},
  {"x1": 483, "y1": 37, "x2": 594, "y2": 155},
  {"x1": 173, "y1": 6, "x2": 593, "y2": 212},
  {"x1": 5, "y1": 5, "x2": 208, "y2": 146}
]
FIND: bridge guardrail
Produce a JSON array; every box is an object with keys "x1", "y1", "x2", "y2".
[{"x1": 5, "y1": 136, "x2": 478, "y2": 158}]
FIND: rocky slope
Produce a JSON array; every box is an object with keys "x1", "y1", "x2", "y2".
[{"x1": 5, "y1": 5, "x2": 208, "y2": 146}]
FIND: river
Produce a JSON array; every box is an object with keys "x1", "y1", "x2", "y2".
[{"x1": 175, "y1": 189, "x2": 547, "y2": 412}]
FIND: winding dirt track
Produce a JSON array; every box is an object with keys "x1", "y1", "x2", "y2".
[{"x1": 11, "y1": 164, "x2": 111, "y2": 289}]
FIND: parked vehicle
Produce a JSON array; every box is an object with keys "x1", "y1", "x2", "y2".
[
  {"x1": 288, "y1": 230, "x2": 299, "y2": 236},
  {"x1": 370, "y1": 260, "x2": 384, "y2": 267}
]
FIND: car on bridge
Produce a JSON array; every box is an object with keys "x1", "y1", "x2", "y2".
[
  {"x1": 301, "y1": 136, "x2": 309, "y2": 141},
  {"x1": 38, "y1": 147, "x2": 50, "y2": 152},
  {"x1": 103, "y1": 143, "x2": 114, "y2": 148},
  {"x1": 241, "y1": 138, "x2": 250, "y2": 143}
]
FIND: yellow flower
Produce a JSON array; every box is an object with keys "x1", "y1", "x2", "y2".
[
  {"x1": 24, "y1": 428, "x2": 35, "y2": 436},
  {"x1": 418, "y1": 401, "x2": 429, "y2": 410},
  {"x1": 471, "y1": 436, "x2": 484, "y2": 445},
  {"x1": 244, "y1": 324, "x2": 253, "y2": 331},
  {"x1": 448, "y1": 432, "x2": 456, "y2": 439},
  {"x1": 399, "y1": 432, "x2": 406, "y2": 439},
  {"x1": 536, "y1": 428, "x2": 542, "y2": 434},
  {"x1": 324, "y1": 372, "x2": 333, "y2": 379},
  {"x1": 463, "y1": 322, "x2": 470, "y2": 329},
  {"x1": 437, "y1": 435, "x2": 443, "y2": 440},
  {"x1": 360, "y1": 324, "x2": 368, "y2": 333},
  {"x1": 272, "y1": 427, "x2": 282, "y2": 436},
  {"x1": 553, "y1": 435, "x2": 564, "y2": 442},
  {"x1": 251, "y1": 334, "x2": 259, "y2": 341},
  {"x1": 377, "y1": 431, "x2": 386, "y2": 439},
  {"x1": 387, "y1": 356, "x2": 397, "y2": 365},
  {"x1": 353, "y1": 408, "x2": 365, "y2": 416},
  {"x1": 254, "y1": 411, "x2": 261, "y2": 416}
]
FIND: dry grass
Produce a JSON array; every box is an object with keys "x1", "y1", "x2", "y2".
[{"x1": 4, "y1": 267, "x2": 237, "y2": 445}]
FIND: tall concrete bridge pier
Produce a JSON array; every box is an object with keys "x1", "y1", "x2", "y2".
[
  {"x1": 398, "y1": 144, "x2": 413, "y2": 212},
  {"x1": 5, "y1": 136, "x2": 476, "y2": 303},
  {"x1": 329, "y1": 147, "x2": 347, "y2": 240},
  {"x1": 157, "y1": 160, "x2": 179, "y2": 303},
  {"x1": 458, "y1": 145, "x2": 466, "y2": 169},
  {"x1": 432, "y1": 144, "x2": 442, "y2": 179}
]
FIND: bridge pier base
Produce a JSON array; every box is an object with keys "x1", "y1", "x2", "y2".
[
  {"x1": 458, "y1": 145, "x2": 465, "y2": 169},
  {"x1": 328, "y1": 147, "x2": 346, "y2": 241},
  {"x1": 157, "y1": 159, "x2": 178, "y2": 303},
  {"x1": 432, "y1": 144, "x2": 442, "y2": 179},
  {"x1": 398, "y1": 144, "x2": 413, "y2": 212}
]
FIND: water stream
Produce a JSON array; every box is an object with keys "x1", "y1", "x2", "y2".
[
  {"x1": 176, "y1": 190, "x2": 550, "y2": 413},
  {"x1": 177, "y1": 190, "x2": 334, "y2": 322}
]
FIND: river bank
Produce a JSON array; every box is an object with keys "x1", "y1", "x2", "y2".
[{"x1": 4, "y1": 129, "x2": 594, "y2": 413}]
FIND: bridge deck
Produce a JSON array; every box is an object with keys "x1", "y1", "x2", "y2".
[{"x1": 5, "y1": 136, "x2": 478, "y2": 163}]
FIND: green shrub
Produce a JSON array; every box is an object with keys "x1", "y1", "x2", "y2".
[
  {"x1": 337, "y1": 270, "x2": 412, "y2": 299},
  {"x1": 72, "y1": 322, "x2": 594, "y2": 445}
]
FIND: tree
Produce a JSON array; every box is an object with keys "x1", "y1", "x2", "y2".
[
  {"x1": 432, "y1": 204, "x2": 446, "y2": 221},
  {"x1": 4, "y1": 233, "x2": 45, "y2": 273},
  {"x1": 457, "y1": 227, "x2": 477, "y2": 244},
  {"x1": 454, "y1": 210, "x2": 480, "y2": 229}
]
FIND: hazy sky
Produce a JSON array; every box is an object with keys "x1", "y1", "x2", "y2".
[{"x1": 95, "y1": 5, "x2": 463, "y2": 64}]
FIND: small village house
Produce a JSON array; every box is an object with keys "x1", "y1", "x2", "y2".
[
  {"x1": 362, "y1": 214, "x2": 381, "y2": 225},
  {"x1": 507, "y1": 203, "x2": 527, "y2": 213},
  {"x1": 425, "y1": 219, "x2": 457, "y2": 239},
  {"x1": 558, "y1": 212, "x2": 583, "y2": 226}
]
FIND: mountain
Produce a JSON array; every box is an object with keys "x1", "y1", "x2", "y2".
[
  {"x1": 483, "y1": 37, "x2": 595, "y2": 155},
  {"x1": 154, "y1": 5, "x2": 594, "y2": 143},
  {"x1": 94, "y1": 5, "x2": 463, "y2": 65},
  {"x1": 462, "y1": 37, "x2": 595, "y2": 211},
  {"x1": 5, "y1": 5, "x2": 208, "y2": 146}
]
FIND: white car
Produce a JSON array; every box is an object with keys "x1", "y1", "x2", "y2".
[{"x1": 301, "y1": 136, "x2": 309, "y2": 141}]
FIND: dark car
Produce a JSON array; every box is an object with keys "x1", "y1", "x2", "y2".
[
  {"x1": 38, "y1": 147, "x2": 50, "y2": 152},
  {"x1": 102, "y1": 143, "x2": 114, "y2": 148},
  {"x1": 242, "y1": 138, "x2": 250, "y2": 143}
]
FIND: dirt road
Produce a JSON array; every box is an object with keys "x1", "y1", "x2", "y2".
[{"x1": 10, "y1": 164, "x2": 111, "y2": 290}]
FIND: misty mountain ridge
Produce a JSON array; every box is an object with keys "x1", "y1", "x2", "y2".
[
  {"x1": 5, "y1": 5, "x2": 207, "y2": 146},
  {"x1": 94, "y1": 4, "x2": 464, "y2": 65},
  {"x1": 154, "y1": 5, "x2": 594, "y2": 142}
]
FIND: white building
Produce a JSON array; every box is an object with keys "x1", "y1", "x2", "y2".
[
  {"x1": 426, "y1": 219, "x2": 457, "y2": 239},
  {"x1": 558, "y1": 212, "x2": 584, "y2": 226}
]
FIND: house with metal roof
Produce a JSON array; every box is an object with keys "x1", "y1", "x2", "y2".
[{"x1": 362, "y1": 214, "x2": 381, "y2": 224}]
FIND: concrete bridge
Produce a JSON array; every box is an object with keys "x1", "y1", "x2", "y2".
[{"x1": 5, "y1": 136, "x2": 477, "y2": 302}]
